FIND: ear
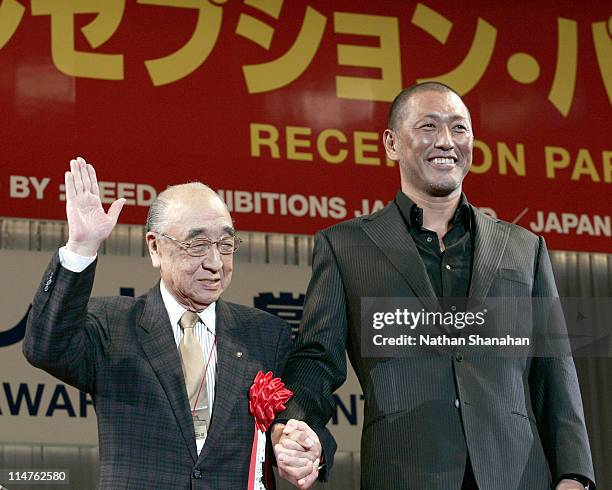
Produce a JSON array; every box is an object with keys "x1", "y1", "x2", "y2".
[
  {"x1": 145, "y1": 232, "x2": 161, "y2": 268},
  {"x1": 383, "y1": 129, "x2": 399, "y2": 161}
]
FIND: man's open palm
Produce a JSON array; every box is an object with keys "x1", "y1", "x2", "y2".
[{"x1": 65, "y1": 157, "x2": 125, "y2": 256}]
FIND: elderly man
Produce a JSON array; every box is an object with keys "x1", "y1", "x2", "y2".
[
  {"x1": 23, "y1": 158, "x2": 326, "y2": 489},
  {"x1": 274, "y1": 82, "x2": 595, "y2": 489}
]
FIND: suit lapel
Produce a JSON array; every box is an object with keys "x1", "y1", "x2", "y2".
[
  {"x1": 136, "y1": 284, "x2": 198, "y2": 463},
  {"x1": 469, "y1": 209, "x2": 510, "y2": 300},
  {"x1": 361, "y1": 203, "x2": 440, "y2": 313},
  {"x1": 197, "y1": 300, "x2": 247, "y2": 464}
]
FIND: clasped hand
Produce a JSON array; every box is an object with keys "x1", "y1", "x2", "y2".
[{"x1": 272, "y1": 419, "x2": 322, "y2": 489}]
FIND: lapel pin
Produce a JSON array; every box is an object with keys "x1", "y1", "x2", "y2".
[{"x1": 236, "y1": 351, "x2": 243, "y2": 358}]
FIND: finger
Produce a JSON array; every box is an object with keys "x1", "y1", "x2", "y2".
[
  {"x1": 300, "y1": 460, "x2": 320, "y2": 484},
  {"x1": 284, "y1": 419, "x2": 300, "y2": 432},
  {"x1": 284, "y1": 427, "x2": 317, "y2": 451},
  {"x1": 280, "y1": 438, "x2": 310, "y2": 452},
  {"x1": 291, "y1": 420, "x2": 319, "y2": 444},
  {"x1": 276, "y1": 444, "x2": 316, "y2": 461},
  {"x1": 280, "y1": 440, "x2": 318, "y2": 463},
  {"x1": 276, "y1": 452, "x2": 313, "y2": 470},
  {"x1": 86, "y1": 164, "x2": 100, "y2": 195},
  {"x1": 274, "y1": 440, "x2": 318, "y2": 461},
  {"x1": 297, "y1": 467, "x2": 319, "y2": 489},
  {"x1": 297, "y1": 468, "x2": 319, "y2": 489},
  {"x1": 283, "y1": 419, "x2": 310, "y2": 435},
  {"x1": 277, "y1": 458, "x2": 313, "y2": 480},
  {"x1": 290, "y1": 463, "x2": 315, "y2": 482},
  {"x1": 71, "y1": 157, "x2": 86, "y2": 194},
  {"x1": 76, "y1": 157, "x2": 88, "y2": 192},
  {"x1": 107, "y1": 198, "x2": 126, "y2": 226},
  {"x1": 283, "y1": 420, "x2": 318, "y2": 446},
  {"x1": 65, "y1": 171, "x2": 76, "y2": 202},
  {"x1": 81, "y1": 161, "x2": 92, "y2": 195},
  {"x1": 69, "y1": 159, "x2": 83, "y2": 194}
]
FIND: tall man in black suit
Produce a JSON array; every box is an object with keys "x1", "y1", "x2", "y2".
[
  {"x1": 23, "y1": 158, "x2": 327, "y2": 489},
  {"x1": 273, "y1": 83, "x2": 595, "y2": 489}
]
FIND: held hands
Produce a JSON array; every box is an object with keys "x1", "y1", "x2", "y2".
[
  {"x1": 556, "y1": 480, "x2": 587, "y2": 490},
  {"x1": 272, "y1": 419, "x2": 322, "y2": 489},
  {"x1": 65, "y1": 157, "x2": 125, "y2": 256}
]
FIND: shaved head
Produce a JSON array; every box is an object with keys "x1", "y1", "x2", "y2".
[{"x1": 388, "y1": 82, "x2": 470, "y2": 131}]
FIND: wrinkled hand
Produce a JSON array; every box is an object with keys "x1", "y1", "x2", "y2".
[
  {"x1": 273, "y1": 419, "x2": 321, "y2": 489},
  {"x1": 556, "y1": 480, "x2": 586, "y2": 490},
  {"x1": 65, "y1": 157, "x2": 125, "y2": 256}
]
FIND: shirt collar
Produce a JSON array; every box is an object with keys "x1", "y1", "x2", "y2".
[
  {"x1": 394, "y1": 190, "x2": 472, "y2": 231},
  {"x1": 159, "y1": 280, "x2": 216, "y2": 335}
]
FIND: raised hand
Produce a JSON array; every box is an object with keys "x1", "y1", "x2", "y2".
[
  {"x1": 65, "y1": 157, "x2": 125, "y2": 256},
  {"x1": 273, "y1": 419, "x2": 321, "y2": 489}
]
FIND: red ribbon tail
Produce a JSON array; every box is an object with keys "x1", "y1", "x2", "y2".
[{"x1": 247, "y1": 421, "x2": 258, "y2": 490}]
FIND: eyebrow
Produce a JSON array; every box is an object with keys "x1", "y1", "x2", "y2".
[
  {"x1": 221, "y1": 225, "x2": 236, "y2": 236},
  {"x1": 186, "y1": 226, "x2": 236, "y2": 240},
  {"x1": 421, "y1": 113, "x2": 469, "y2": 121}
]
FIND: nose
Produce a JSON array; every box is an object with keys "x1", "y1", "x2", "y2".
[
  {"x1": 434, "y1": 125, "x2": 453, "y2": 151},
  {"x1": 201, "y1": 245, "x2": 223, "y2": 272}
]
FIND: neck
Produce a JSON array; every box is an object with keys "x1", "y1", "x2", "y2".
[
  {"x1": 400, "y1": 183, "x2": 462, "y2": 241},
  {"x1": 160, "y1": 278, "x2": 211, "y2": 313}
]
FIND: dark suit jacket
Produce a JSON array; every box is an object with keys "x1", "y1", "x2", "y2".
[
  {"x1": 23, "y1": 253, "x2": 293, "y2": 489},
  {"x1": 281, "y1": 202, "x2": 595, "y2": 489}
]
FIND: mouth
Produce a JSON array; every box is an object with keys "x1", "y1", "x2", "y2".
[
  {"x1": 197, "y1": 278, "x2": 221, "y2": 290},
  {"x1": 427, "y1": 157, "x2": 457, "y2": 169}
]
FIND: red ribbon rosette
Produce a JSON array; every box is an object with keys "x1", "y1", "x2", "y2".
[
  {"x1": 247, "y1": 371, "x2": 292, "y2": 489},
  {"x1": 249, "y1": 371, "x2": 293, "y2": 432}
]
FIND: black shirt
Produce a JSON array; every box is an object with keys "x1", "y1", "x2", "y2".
[{"x1": 394, "y1": 190, "x2": 473, "y2": 309}]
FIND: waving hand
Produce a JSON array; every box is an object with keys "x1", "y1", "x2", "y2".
[{"x1": 65, "y1": 157, "x2": 125, "y2": 256}]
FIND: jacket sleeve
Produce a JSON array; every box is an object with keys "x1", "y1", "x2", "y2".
[
  {"x1": 528, "y1": 237, "x2": 595, "y2": 485},
  {"x1": 277, "y1": 230, "x2": 346, "y2": 478},
  {"x1": 23, "y1": 252, "x2": 109, "y2": 394}
]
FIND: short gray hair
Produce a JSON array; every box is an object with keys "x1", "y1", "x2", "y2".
[{"x1": 146, "y1": 182, "x2": 219, "y2": 233}]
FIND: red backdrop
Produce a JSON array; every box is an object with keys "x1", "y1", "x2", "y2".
[{"x1": 1, "y1": 0, "x2": 610, "y2": 252}]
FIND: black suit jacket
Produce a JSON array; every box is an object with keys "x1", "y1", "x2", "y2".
[
  {"x1": 24, "y1": 253, "x2": 293, "y2": 489},
  {"x1": 281, "y1": 202, "x2": 595, "y2": 489}
]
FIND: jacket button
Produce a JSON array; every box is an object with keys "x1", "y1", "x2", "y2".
[
  {"x1": 192, "y1": 469, "x2": 202, "y2": 479},
  {"x1": 454, "y1": 398, "x2": 460, "y2": 409},
  {"x1": 455, "y1": 352, "x2": 463, "y2": 362}
]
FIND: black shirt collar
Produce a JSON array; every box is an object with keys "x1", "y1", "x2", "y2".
[{"x1": 394, "y1": 190, "x2": 472, "y2": 232}]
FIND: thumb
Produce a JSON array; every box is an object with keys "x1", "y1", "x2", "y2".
[
  {"x1": 284, "y1": 419, "x2": 299, "y2": 433},
  {"x1": 107, "y1": 198, "x2": 126, "y2": 225}
]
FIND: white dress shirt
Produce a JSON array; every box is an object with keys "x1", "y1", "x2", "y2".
[{"x1": 59, "y1": 246, "x2": 218, "y2": 454}]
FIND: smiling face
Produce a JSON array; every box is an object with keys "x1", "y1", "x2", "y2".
[
  {"x1": 146, "y1": 187, "x2": 234, "y2": 311},
  {"x1": 384, "y1": 89, "x2": 473, "y2": 199}
]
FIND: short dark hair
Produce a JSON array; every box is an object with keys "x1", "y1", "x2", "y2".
[{"x1": 387, "y1": 82, "x2": 467, "y2": 130}]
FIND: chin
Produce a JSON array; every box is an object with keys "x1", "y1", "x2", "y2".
[
  {"x1": 197, "y1": 293, "x2": 219, "y2": 305},
  {"x1": 427, "y1": 183, "x2": 461, "y2": 197}
]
